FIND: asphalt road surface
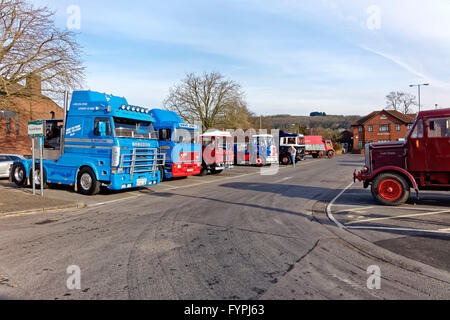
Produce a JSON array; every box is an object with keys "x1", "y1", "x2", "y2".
[{"x1": 0, "y1": 155, "x2": 449, "y2": 300}]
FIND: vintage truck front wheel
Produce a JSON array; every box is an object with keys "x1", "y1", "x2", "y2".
[{"x1": 371, "y1": 173, "x2": 410, "y2": 206}]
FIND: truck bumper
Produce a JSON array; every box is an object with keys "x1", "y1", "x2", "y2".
[
  {"x1": 109, "y1": 172, "x2": 159, "y2": 190},
  {"x1": 172, "y1": 162, "x2": 202, "y2": 177}
]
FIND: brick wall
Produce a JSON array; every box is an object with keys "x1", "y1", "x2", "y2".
[
  {"x1": 0, "y1": 96, "x2": 63, "y2": 155},
  {"x1": 352, "y1": 111, "x2": 412, "y2": 154}
]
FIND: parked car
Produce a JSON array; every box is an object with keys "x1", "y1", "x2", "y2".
[{"x1": 0, "y1": 154, "x2": 27, "y2": 178}]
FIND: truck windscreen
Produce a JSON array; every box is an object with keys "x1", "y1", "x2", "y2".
[
  {"x1": 114, "y1": 117, "x2": 157, "y2": 139},
  {"x1": 173, "y1": 128, "x2": 199, "y2": 144},
  {"x1": 253, "y1": 136, "x2": 273, "y2": 147}
]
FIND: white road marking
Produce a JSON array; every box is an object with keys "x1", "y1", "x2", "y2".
[
  {"x1": 273, "y1": 218, "x2": 284, "y2": 225},
  {"x1": 327, "y1": 182, "x2": 450, "y2": 235},
  {"x1": 88, "y1": 195, "x2": 142, "y2": 207},
  {"x1": 335, "y1": 206, "x2": 374, "y2": 213},
  {"x1": 331, "y1": 203, "x2": 447, "y2": 211},
  {"x1": 346, "y1": 209, "x2": 450, "y2": 225},
  {"x1": 275, "y1": 177, "x2": 293, "y2": 183}
]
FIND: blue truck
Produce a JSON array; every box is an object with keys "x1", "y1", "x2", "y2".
[
  {"x1": 10, "y1": 90, "x2": 165, "y2": 195},
  {"x1": 234, "y1": 133, "x2": 278, "y2": 166},
  {"x1": 150, "y1": 109, "x2": 202, "y2": 180}
]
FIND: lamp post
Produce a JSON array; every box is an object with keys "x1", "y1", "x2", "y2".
[{"x1": 409, "y1": 83, "x2": 429, "y2": 112}]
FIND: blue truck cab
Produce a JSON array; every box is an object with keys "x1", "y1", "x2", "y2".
[
  {"x1": 150, "y1": 109, "x2": 202, "y2": 180},
  {"x1": 10, "y1": 90, "x2": 165, "y2": 195},
  {"x1": 234, "y1": 134, "x2": 278, "y2": 166}
]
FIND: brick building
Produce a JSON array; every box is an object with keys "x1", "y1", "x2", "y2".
[
  {"x1": 352, "y1": 109, "x2": 416, "y2": 154},
  {"x1": 0, "y1": 76, "x2": 63, "y2": 155}
]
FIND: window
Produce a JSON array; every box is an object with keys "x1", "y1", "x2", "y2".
[
  {"x1": 368, "y1": 125, "x2": 373, "y2": 132},
  {"x1": 5, "y1": 118, "x2": 10, "y2": 135},
  {"x1": 411, "y1": 119, "x2": 424, "y2": 138},
  {"x1": 15, "y1": 119, "x2": 20, "y2": 135},
  {"x1": 396, "y1": 124, "x2": 401, "y2": 131},
  {"x1": 0, "y1": 155, "x2": 9, "y2": 162},
  {"x1": 173, "y1": 128, "x2": 199, "y2": 143},
  {"x1": 114, "y1": 117, "x2": 156, "y2": 139},
  {"x1": 407, "y1": 124, "x2": 412, "y2": 130},
  {"x1": 358, "y1": 126, "x2": 363, "y2": 133},
  {"x1": 94, "y1": 118, "x2": 112, "y2": 136},
  {"x1": 359, "y1": 141, "x2": 363, "y2": 149},
  {"x1": 159, "y1": 129, "x2": 171, "y2": 141},
  {"x1": 428, "y1": 117, "x2": 450, "y2": 138},
  {"x1": 378, "y1": 140, "x2": 390, "y2": 143},
  {"x1": 379, "y1": 124, "x2": 389, "y2": 132},
  {"x1": 287, "y1": 137, "x2": 296, "y2": 144}
]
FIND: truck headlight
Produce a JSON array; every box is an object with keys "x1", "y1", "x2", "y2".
[{"x1": 112, "y1": 146, "x2": 120, "y2": 167}]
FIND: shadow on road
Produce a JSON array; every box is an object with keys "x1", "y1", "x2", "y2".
[{"x1": 219, "y1": 182, "x2": 337, "y2": 200}]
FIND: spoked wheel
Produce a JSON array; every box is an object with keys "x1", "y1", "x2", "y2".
[
  {"x1": 371, "y1": 173, "x2": 410, "y2": 206},
  {"x1": 254, "y1": 157, "x2": 265, "y2": 166},
  {"x1": 280, "y1": 155, "x2": 291, "y2": 165}
]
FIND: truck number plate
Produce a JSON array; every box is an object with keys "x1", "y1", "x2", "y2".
[
  {"x1": 187, "y1": 169, "x2": 193, "y2": 172},
  {"x1": 136, "y1": 178, "x2": 147, "y2": 186}
]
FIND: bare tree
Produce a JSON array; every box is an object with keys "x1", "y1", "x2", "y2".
[
  {"x1": 386, "y1": 91, "x2": 417, "y2": 114},
  {"x1": 0, "y1": 0, "x2": 84, "y2": 109},
  {"x1": 386, "y1": 91, "x2": 402, "y2": 111},
  {"x1": 399, "y1": 92, "x2": 417, "y2": 114},
  {"x1": 164, "y1": 72, "x2": 247, "y2": 130}
]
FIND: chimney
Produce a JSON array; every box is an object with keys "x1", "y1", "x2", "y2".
[{"x1": 26, "y1": 74, "x2": 42, "y2": 95}]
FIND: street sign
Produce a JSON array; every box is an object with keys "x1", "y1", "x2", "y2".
[{"x1": 28, "y1": 120, "x2": 44, "y2": 137}]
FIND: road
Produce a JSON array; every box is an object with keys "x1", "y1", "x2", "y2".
[{"x1": 0, "y1": 155, "x2": 449, "y2": 299}]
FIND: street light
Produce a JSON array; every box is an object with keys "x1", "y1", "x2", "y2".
[{"x1": 409, "y1": 83, "x2": 429, "y2": 112}]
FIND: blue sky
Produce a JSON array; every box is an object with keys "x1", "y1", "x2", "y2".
[{"x1": 34, "y1": 0, "x2": 450, "y2": 115}]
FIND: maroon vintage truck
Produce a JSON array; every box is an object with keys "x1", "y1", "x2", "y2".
[{"x1": 354, "y1": 108, "x2": 450, "y2": 205}]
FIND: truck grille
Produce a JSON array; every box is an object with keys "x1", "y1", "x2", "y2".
[{"x1": 119, "y1": 147, "x2": 165, "y2": 178}]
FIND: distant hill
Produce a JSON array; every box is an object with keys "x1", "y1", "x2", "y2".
[{"x1": 262, "y1": 114, "x2": 361, "y2": 130}]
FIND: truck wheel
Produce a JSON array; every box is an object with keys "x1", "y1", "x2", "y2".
[
  {"x1": 371, "y1": 173, "x2": 410, "y2": 206},
  {"x1": 77, "y1": 167, "x2": 101, "y2": 195},
  {"x1": 198, "y1": 162, "x2": 208, "y2": 176},
  {"x1": 158, "y1": 166, "x2": 165, "y2": 182},
  {"x1": 327, "y1": 150, "x2": 335, "y2": 159},
  {"x1": 29, "y1": 164, "x2": 48, "y2": 189},
  {"x1": 11, "y1": 162, "x2": 27, "y2": 186},
  {"x1": 280, "y1": 155, "x2": 291, "y2": 165},
  {"x1": 253, "y1": 156, "x2": 265, "y2": 166},
  {"x1": 211, "y1": 168, "x2": 223, "y2": 175}
]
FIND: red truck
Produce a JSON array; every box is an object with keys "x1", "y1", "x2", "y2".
[
  {"x1": 305, "y1": 136, "x2": 335, "y2": 158},
  {"x1": 200, "y1": 130, "x2": 234, "y2": 175},
  {"x1": 354, "y1": 108, "x2": 450, "y2": 205}
]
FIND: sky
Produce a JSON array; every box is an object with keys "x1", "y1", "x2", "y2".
[{"x1": 33, "y1": 0, "x2": 450, "y2": 116}]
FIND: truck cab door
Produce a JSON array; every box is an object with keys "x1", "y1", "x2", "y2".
[
  {"x1": 407, "y1": 118, "x2": 427, "y2": 172},
  {"x1": 426, "y1": 117, "x2": 450, "y2": 172}
]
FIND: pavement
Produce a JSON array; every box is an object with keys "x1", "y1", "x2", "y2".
[
  {"x1": 0, "y1": 154, "x2": 448, "y2": 300},
  {"x1": 0, "y1": 183, "x2": 85, "y2": 217}
]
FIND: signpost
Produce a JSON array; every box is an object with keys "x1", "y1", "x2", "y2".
[{"x1": 28, "y1": 121, "x2": 45, "y2": 196}]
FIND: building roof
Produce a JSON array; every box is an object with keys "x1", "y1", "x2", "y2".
[{"x1": 352, "y1": 109, "x2": 416, "y2": 126}]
